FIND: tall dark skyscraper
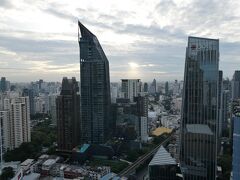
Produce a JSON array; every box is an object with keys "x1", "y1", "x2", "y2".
[
  {"x1": 0, "y1": 77, "x2": 7, "y2": 92},
  {"x1": 165, "y1": 81, "x2": 169, "y2": 95},
  {"x1": 232, "y1": 70, "x2": 240, "y2": 99},
  {"x1": 78, "y1": 21, "x2": 111, "y2": 144},
  {"x1": 180, "y1": 37, "x2": 219, "y2": 180},
  {"x1": 56, "y1": 77, "x2": 80, "y2": 151},
  {"x1": 134, "y1": 95, "x2": 148, "y2": 142},
  {"x1": 143, "y1": 82, "x2": 148, "y2": 93}
]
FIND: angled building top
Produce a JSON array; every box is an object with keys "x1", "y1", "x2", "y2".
[
  {"x1": 78, "y1": 21, "x2": 95, "y2": 39},
  {"x1": 149, "y1": 146, "x2": 176, "y2": 166}
]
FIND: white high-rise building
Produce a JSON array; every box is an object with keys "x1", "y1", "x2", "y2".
[
  {"x1": 140, "y1": 117, "x2": 148, "y2": 142},
  {"x1": 34, "y1": 96, "x2": 45, "y2": 114},
  {"x1": 0, "y1": 111, "x2": 10, "y2": 150},
  {"x1": 0, "y1": 97, "x2": 31, "y2": 152},
  {"x1": 121, "y1": 79, "x2": 141, "y2": 102},
  {"x1": 0, "y1": 111, "x2": 10, "y2": 165},
  {"x1": 10, "y1": 97, "x2": 31, "y2": 148},
  {"x1": 110, "y1": 85, "x2": 118, "y2": 103},
  {"x1": 49, "y1": 94, "x2": 58, "y2": 125}
]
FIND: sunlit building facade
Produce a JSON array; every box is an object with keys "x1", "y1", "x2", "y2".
[
  {"x1": 180, "y1": 37, "x2": 219, "y2": 180},
  {"x1": 121, "y1": 79, "x2": 141, "y2": 102}
]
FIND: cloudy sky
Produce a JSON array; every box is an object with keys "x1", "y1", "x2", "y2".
[{"x1": 0, "y1": 0, "x2": 240, "y2": 82}]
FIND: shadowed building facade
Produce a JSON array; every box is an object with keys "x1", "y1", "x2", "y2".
[
  {"x1": 57, "y1": 77, "x2": 80, "y2": 151},
  {"x1": 78, "y1": 21, "x2": 111, "y2": 144},
  {"x1": 180, "y1": 37, "x2": 219, "y2": 180},
  {"x1": 232, "y1": 70, "x2": 240, "y2": 99},
  {"x1": 232, "y1": 106, "x2": 240, "y2": 180}
]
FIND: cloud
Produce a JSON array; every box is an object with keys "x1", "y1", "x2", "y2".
[
  {"x1": 44, "y1": 7, "x2": 76, "y2": 23},
  {"x1": 0, "y1": 0, "x2": 13, "y2": 8},
  {"x1": 0, "y1": 0, "x2": 240, "y2": 82}
]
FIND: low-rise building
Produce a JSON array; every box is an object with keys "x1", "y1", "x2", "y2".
[
  {"x1": 148, "y1": 146, "x2": 177, "y2": 180},
  {"x1": 20, "y1": 159, "x2": 35, "y2": 175}
]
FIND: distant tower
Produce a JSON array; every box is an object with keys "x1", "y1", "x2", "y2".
[
  {"x1": 78, "y1": 21, "x2": 111, "y2": 144},
  {"x1": 180, "y1": 37, "x2": 219, "y2": 179},
  {"x1": 143, "y1": 82, "x2": 148, "y2": 93},
  {"x1": 165, "y1": 81, "x2": 169, "y2": 95},
  {"x1": 56, "y1": 77, "x2": 80, "y2": 151},
  {"x1": 22, "y1": 88, "x2": 35, "y2": 115},
  {"x1": 121, "y1": 79, "x2": 141, "y2": 102},
  {"x1": 232, "y1": 70, "x2": 240, "y2": 99},
  {"x1": 149, "y1": 79, "x2": 156, "y2": 94},
  {"x1": 0, "y1": 77, "x2": 7, "y2": 92}
]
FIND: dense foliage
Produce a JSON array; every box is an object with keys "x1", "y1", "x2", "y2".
[
  {"x1": 4, "y1": 118, "x2": 56, "y2": 162},
  {"x1": 0, "y1": 167, "x2": 14, "y2": 179},
  {"x1": 218, "y1": 143, "x2": 232, "y2": 180}
]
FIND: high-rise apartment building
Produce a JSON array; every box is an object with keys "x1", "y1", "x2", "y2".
[
  {"x1": 0, "y1": 110, "x2": 9, "y2": 162},
  {"x1": 134, "y1": 95, "x2": 148, "y2": 142},
  {"x1": 143, "y1": 82, "x2": 148, "y2": 93},
  {"x1": 180, "y1": 37, "x2": 219, "y2": 179},
  {"x1": 78, "y1": 21, "x2": 111, "y2": 144},
  {"x1": 56, "y1": 77, "x2": 80, "y2": 151},
  {"x1": 121, "y1": 79, "x2": 141, "y2": 102},
  {"x1": 110, "y1": 83, "x2": 119, "y2": 103},
  {"x1": 0, "y1": 97, "x2": 31, "y2": 151},
  {"x1": 49, "y1": 94, "x2": 57, "y2": 125},
  {"x1": 11, "y1": 97, "x2": 31, "y2": 149},
  {"x1": 232, "y1": 71, "x2": 240, "y2": 99}
]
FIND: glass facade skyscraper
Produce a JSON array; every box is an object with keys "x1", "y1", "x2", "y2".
[
  {"x1": 78, "y1": 21, "x2": 111, "y2": 144},
  {"x1": 232, "y1": 114, "x2": 240, "y2": 180},
  {"x1": 232, "y1": 70, "x2": 240, "y2": 99},
  {"x1": 180, "y1": 37, "x2": 219, "y2": 180}
]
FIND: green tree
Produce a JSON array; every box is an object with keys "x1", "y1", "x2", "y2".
[
  {"x1": 0, "y1": 167, "x2": 14, "y2": 179},
  {"x1": 218, "y1": 154, "x2": 232, "y2": 180},
  {"x1": 4, "y1": 118, "x2": 56, "y2": 162}
]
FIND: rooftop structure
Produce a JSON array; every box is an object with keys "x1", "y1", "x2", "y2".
[
  {"x1": 149, "y1": 146, "x2": 176, "y2": 166},
  {"x1": 151, "y1": 127, "x2": 172, "y2": 136},
  {"x1": 186, "y1": 124, "x2": 214, "y2": 135}
]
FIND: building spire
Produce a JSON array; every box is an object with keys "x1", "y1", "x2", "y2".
[{"x1": 78, "y1": 20, "x2": 95, "y2": 39}]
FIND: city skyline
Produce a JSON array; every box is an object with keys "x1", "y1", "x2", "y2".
[{"x1": 1, "y1": 0, "x2": 240, "y2": 82}]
